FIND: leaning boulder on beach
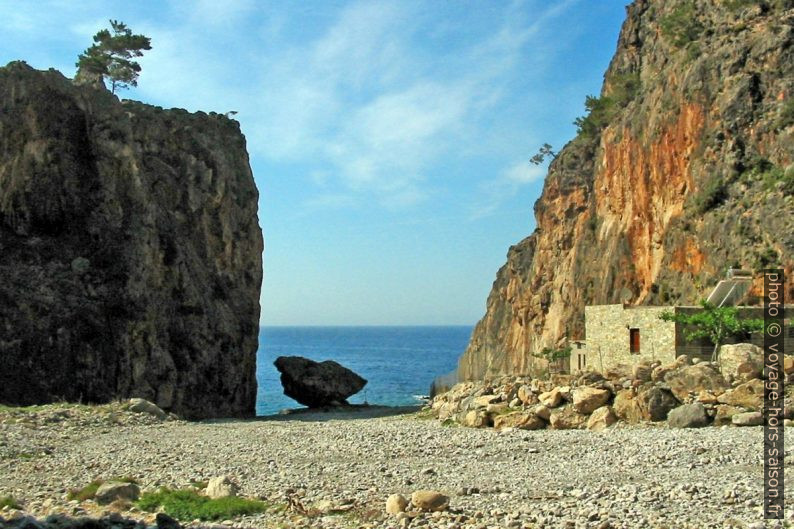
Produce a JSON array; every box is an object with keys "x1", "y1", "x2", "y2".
[{"x1": 274, "y1": 356, "x2": 367, "y2": 408}]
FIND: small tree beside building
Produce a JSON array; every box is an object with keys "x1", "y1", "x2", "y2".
[{"x1": 659, "y1": 300, "x2": 764, "y2": 362}]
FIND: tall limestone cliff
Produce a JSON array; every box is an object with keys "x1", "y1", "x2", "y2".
[
  {"x1": 459, "y1": 0, "x2": 794, "y2": 380},
  {"x1": 0, "y1": 62, "x2": 263, "y2": 419}
]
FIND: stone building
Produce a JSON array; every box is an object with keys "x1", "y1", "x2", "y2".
[{"x1": 571, "y1": 304, "x2": 793, "y2": 374}]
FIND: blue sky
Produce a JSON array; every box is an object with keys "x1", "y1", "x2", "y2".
[{"x1": 0, "y1": 0, "x2": 627, "y2": 326}]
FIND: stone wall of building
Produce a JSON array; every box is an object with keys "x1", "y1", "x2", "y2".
[{"x1": 576, "y1": 305, "x2": 677, "y2": 373}]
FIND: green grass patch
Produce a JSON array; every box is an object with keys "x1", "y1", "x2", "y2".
[
  {"x1": 440, "y1": 418, "x2": 459, "y2": 427},
  {"x1": 409, "y1": 409, "x2": 435, "y2": 421},
  {"x1": 0, "y1": 495, "x2": 21, "y2": 510},
  {"x1": 136, "y1": 488, "x2": 270, "y2": 521},
  {"x1": 68, "y1": 480, "x2": 104, "y2": 501}
]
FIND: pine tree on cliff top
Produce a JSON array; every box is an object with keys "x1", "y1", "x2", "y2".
[{"x1": 76, "y1": 20, "x2": 151, "y2": 93}]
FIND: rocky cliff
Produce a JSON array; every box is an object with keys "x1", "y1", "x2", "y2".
[
  {"x1": 459, "y1": 0, "x2": 794, "y2": 380},
  {"x1": 0, "y1": 62, "x2": 263, "y2": 419}
]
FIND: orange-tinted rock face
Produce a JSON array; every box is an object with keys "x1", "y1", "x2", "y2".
[{"x1": 457, "y1": 0, "x2": 794, "y2": 381}]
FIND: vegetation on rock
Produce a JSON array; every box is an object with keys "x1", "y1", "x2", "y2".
[
  {"x1": 76, "y1": 19, "x2": 151, "y2": 93},
  {"x1": 573, "y1": 72, "x2": 640, "y2": 138},
  {"x1": 659, "y1": 2, "x2": 703, "y2": 48}
]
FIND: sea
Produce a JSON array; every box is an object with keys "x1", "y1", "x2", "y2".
[{"x1": 255, "y1": 326, "x2": 472, "y2": 416}]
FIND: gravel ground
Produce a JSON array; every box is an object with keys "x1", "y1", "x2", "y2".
[{"x1": 0, "y1": 403, "x2": 791, "y2": 529}]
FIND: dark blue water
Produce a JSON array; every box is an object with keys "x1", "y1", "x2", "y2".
[{"x1": 256, "y1": 326, "x2": 471, "y2": 416}]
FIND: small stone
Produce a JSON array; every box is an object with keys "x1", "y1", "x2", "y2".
[
  {"x1": 732, "y1": 411, "x2": 763, "y2": 426},
  {"x1": 94, "y1": 481, "x2": 140, "y2": 505},
  {"x1": 386, "y1": 494, "x2": 408, "y2": 515},
  {"x1": 587, "y1": 406, "x2": 617, "y2": 431},
  {"x1": 539, "y1": 388, "x2": 563, "y2": 408},
  {"x1": 205, "y1": 476, "x2": 238, "y2": 499},
  {"x1": 411, "y1": 490, "x2": 449, "y2": 512}
]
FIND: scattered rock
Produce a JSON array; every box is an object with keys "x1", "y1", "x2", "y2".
[
  {"x1": 532, "y1": 404, "x2": 551, "y2": 421},
  {"x1": 386, "y1": 494, "x2": 408, "y2": 515},
  {"x1": 632, "y1": 364, "x2": 652, "y2": 382},
  {"x1": 410, "y1": 490, "x2": 449, "y2": 512},
  {"x1": 549, "y1": 407, "x2": 588, "y2": 430},
  {"x1": 94, "y1": 481, "x2": 140, "y2": 505},
  {"x1": 587, "y1": 406, "x2": 617, "y2": 431},
  {"x1": 717, "y1": 379, "x2": 763, "y2": 409},
  {"x1": 732, "y1": 411, "x2": 763, "y2": 427},
  {"x1": 668, "y1": 403, "x2": 710, "y2": 429},
  {"x1": 719, "y1": 343, "x2": 763, "y2": 382},
  {"x1": 665, "y1": 363, "x2": 728, "y2": 402},
  {"x1": 156, "y1": 513, "x2": 182, "y2": 529},
  {"x1": 493, "y1": 411, "x2": 545, "y2": 430},
  {"x1": 538, "y1": 388, "x2": 563, "y2": 408},
  {"x1": 461, "y1": 410, "x2": 490, "y2": 428},
  {"x1": 572, "y1": 387, "x2": 611, "y2": 414},
  {"x1": 517, "y1": 385, "x2": 537, "y2": 406},
  {"x1": 714, "y1": 405, "x2": 744, "y2": 426},
  {"x1": 613, "y1": 389, "x2": 644, "y2": 424},
  {"x1": 205, "y1": 476, "x2": 238, "y2": 499},
  {"x1": 637, "y1": 386, "x2": 679, "y2": 422}
]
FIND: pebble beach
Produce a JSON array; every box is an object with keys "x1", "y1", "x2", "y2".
[{"x1": 0, "y1": 403, "x2": 788, "y2": 529}]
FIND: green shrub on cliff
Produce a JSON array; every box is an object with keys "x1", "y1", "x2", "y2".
[
  {"x1": 692, "y1": 174, "x2": 729, "y2": 214},
  {"x1": 777, "y1": 98, "x2": 794, "y2": 129},
  {"x1": 660, "y1": 2, "x2": 704, "y2": 48},
  {"x1": 574, "y1": 73, "x2": 640, "y2": 138}
]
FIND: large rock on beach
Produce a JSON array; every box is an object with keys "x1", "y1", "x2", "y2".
[
  {"x1": 274, "y1": 356, "x2": 367, "y2": 408},
  {"x1": 572, "y1": 387, "x2": 610, "y2": 414},
  {"x1": 665, "y1": 363, "x2": 728, "y2": 402},
  {"x1": 668, "y1": 403, "x2": 710, "y2": 428},
  {"x1": 716, "y1": 378, "x2": 764, "y2": 409}
]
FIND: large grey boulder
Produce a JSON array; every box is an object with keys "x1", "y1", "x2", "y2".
[
  {"x1": 637, "y1": 386, "x2": 679, "y2": 422},
  {"x1": 274, "y1": 356, "x2": 367, "y2": 408},
  {"x1": 668, "y1": 403, "x2": 710, "y2": 428},
  {"x1": 94, "y1": 481, "x2": 140, "y2": 505}
]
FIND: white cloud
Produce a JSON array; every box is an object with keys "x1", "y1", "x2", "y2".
[
  {"x1": 23, "y1": 0, "x2": 578, "y2": 213},
  {"x1": 504, "y1": 162, "x2": 545, "y2": 184},
  {"x1": 470, "y1": 160, "x2": 547, "y2": 220}
]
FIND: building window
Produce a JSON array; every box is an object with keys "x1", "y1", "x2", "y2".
[
  {"x1": 577, "y1": 353, "x2": 586, "y2": 370},
  {"x1": 629, "y1": 328, "x2": 640, "y2": 354}
]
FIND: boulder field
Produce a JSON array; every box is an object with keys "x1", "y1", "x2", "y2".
[{"x1": 430, "y1": 344, "x2": 792, "y2": 431}]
